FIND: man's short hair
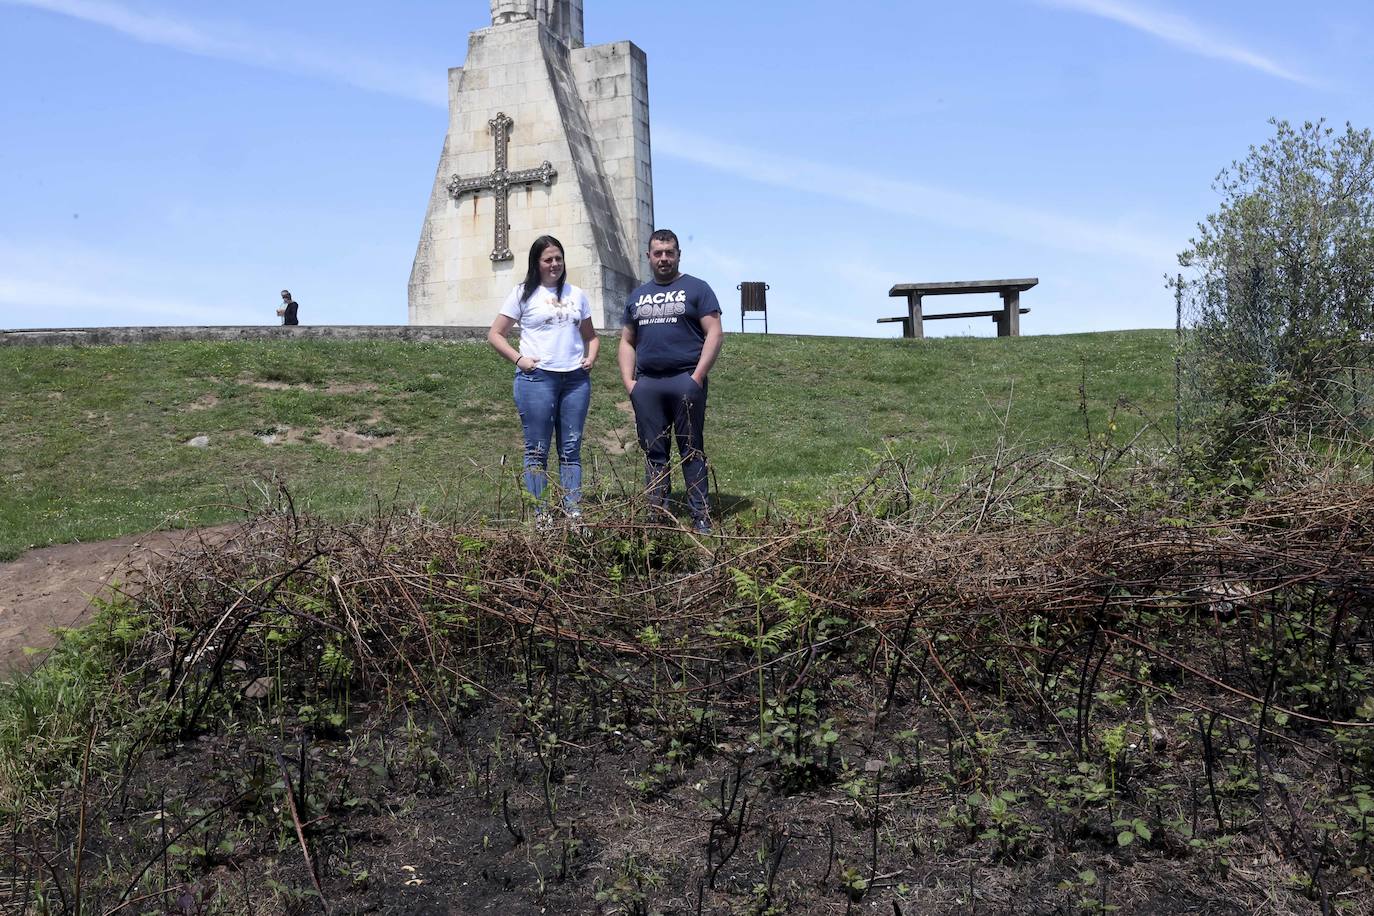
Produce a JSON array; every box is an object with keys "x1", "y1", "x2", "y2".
[
  {"x1": 648, "y1": 229, "x2": 679, "y2": 252},
  {"x1": 280, "y1": 290, "x2": 291, "y2": 298}
]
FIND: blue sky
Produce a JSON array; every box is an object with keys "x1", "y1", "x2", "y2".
[{"x1": 1, "y1": 0, "x2": 1370, "y2": 337}]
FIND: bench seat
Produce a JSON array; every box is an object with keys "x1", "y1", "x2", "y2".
[{"x1": 877, "y1": 308, "x2": 1030, "y2": 332}]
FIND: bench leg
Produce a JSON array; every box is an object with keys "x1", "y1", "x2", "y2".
[
  {"x1": 999, "y1": 290, "x2": 1021, "y2": 337},
  {"x1": 907, "y1": 294, "x2": 924, "y2": 339}
]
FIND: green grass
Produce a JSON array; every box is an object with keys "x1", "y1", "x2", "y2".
[
  {"x1": 0, "y1": 593, "x2": 150, "y2": 810},
  {"x1": 0, "y1": 330, "x2": 1175, "y2": 559}
]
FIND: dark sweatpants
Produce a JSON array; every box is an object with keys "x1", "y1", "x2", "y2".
[{"x1": 629, "y1": 372, "x2": 709, "y2": 520}]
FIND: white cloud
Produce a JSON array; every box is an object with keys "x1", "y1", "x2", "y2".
[
  {"x1": 654, "y1": 126, "x2": 1178, "y2": 267},
  {"x1": 0, "y1": 0, "x2": 446, "y2": 106},
  {"x1": 1037, "y1": 0, "x2": 1321, "y2": 87}
]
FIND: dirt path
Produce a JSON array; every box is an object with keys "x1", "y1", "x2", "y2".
[{"x1": 0, "y1": 528, "x2": 231, "y2": 678}]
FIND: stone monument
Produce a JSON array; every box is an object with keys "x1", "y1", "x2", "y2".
[{"x1": 409, "y1": 0, "x2": 652, "y2": 328}]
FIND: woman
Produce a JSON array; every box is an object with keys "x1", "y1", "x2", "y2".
[{"x1": 488, "y1": 236, "x2": 599, "y2": 517}]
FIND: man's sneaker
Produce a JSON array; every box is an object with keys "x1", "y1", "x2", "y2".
[{"x1": 691, "y1": 517, "x2": 713, "y2": 536}]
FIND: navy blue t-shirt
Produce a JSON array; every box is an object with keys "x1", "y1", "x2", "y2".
[{"x1": 623, "y1": 274, "x2": 721, "y2": 376}]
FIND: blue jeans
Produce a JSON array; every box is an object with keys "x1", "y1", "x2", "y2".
[{"x1": 513, "y1": 367, "x2": 591, "y2": 509}]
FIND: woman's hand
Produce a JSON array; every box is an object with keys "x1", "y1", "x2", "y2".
[
  {"x1": 580, "y1": 354, "x2": 596, "y2": 370},
  {"x1": 516, "y1": 355, "x2": 541, "y2": 371}
]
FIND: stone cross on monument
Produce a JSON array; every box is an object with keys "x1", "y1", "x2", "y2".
[
  {"x1": 447, "y1": 113, "x2": 557, "y2": 262},
  {"x1": 410, "y1": 0, "x2": 650, "y2": 327}
]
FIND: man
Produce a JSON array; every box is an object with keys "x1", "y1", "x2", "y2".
[
  {"x1": 618, "y1": 229, "x2": 723, "y2": 534},
  {"x1": 276, "y1": 290, "x2": 299, "y2": 326}
]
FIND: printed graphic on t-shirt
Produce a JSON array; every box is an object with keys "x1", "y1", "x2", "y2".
[
  {"x1": 525, "y1": 290, "x2": 582, "y2": 327},
  {"x1": 630, "y1": 289, "x2": 688, "y2": 324},
  {"x1": 623, "y1": 274, "x2": 719, "y2": 375}
]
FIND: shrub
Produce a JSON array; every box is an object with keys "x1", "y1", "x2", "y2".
[{"x1": 1176, "y1": 118, "x2": 1374, "y2": 457}]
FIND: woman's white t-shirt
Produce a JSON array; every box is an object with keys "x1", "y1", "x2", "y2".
[{"x1": 499, "y1": 283, "x2": 593, "y2": 372}]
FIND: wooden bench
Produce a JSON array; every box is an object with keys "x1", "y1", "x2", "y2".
[
  {"x1": 881, "y1": 278, "x2": 1038, "y2": 339},
  {"x1": 876, "y1": 316, "x2": 912, "y2": 336}
]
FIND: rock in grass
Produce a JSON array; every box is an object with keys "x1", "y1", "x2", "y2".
[{"x1": 186, "y1": 435, "x2": 210, "y2": 448}]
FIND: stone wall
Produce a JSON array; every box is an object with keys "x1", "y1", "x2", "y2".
[
  {"x1": 572, "y1": 40, "x2": 653, "y2": 271},
  {"x1": 0, "y1": 326, "x2": 493, "y2": 348},
  {"x1": 540, "y1": 26, "x2": 640, "y2": 314}
]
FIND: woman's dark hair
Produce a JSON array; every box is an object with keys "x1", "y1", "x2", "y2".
[{"x1": 519, "y1": 235, "x2": 567, "y2": 304}]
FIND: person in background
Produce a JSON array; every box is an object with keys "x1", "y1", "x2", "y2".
[
  {"x1": 276, "y1": 290, "x2": 299, "y2": 326},
  {"x1": 487, "y1": 235, "x2": 599, "y2": 521}
]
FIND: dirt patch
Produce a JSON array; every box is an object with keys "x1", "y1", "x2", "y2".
[
  {"x1": 324, "y1": 382, "x2": 380, "y2": 395},
  {"x1": 253, "y1": 426, "x2": 310, "y2": 446},
  {"x1": 598, "y1": 399, "x2": 637, "y2": 454},
  {"x1": 252, "y1": 421, "x2": 396, "y2": 452},
  {"x1": 597, "y1": 430, "x2": 633, "y2": 454},
  {"x1": 242, "y1": 379, "x2": 379, "y2": 394},
  {"x1": 185, "y1": 393, "x2": 219, "y2": 411},
  {"x1": 315, "y1": 426, "x2": 396, "y2": 453},
  {"x1": 0, "y1": 528, "x2": 234, "y2": 678}
]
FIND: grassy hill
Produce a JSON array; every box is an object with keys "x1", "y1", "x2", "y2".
[
  {"x1": 0, "y1": 330, "x2": 1175, "y2": 560},
  {"x1": 9, "y1": 328, "x2": 1374, "y2": 916}
]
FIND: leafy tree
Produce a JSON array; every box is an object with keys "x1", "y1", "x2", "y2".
[{"x1": 1177, "y1": 119, "x2": 1374, "y2": 447}]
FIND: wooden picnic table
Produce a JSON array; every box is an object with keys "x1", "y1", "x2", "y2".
[{"x1": 880, "y1": 278, "x2": 1038, "y2": 339}]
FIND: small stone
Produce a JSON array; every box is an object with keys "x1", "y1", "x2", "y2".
[
  {"x1": 242, "y1": 676, "x2": 274, "y2": 699},
  {"x1": 186, "y1": 435, "x2": 210, "y2": 448}
]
